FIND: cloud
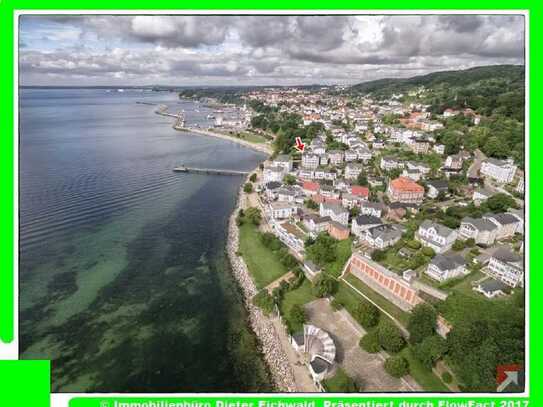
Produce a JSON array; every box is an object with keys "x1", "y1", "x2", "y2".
[{"x1": 18, "y1": 14, "x2": 525, "y2": 86}]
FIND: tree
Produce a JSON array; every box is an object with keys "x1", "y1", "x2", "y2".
[
  {"x1": 312, "y1": 274, "x2": 338, "y2": 298},
  {"x1": 305, "y1": 199, "x2": 319, "y2": 210},
  {"x1": 485, "y1": 193, "x2": 516, "y2": 213},
  {"x1": 354, "y1": 301, "x2": 380, "y2": 329},
  {"x1": 384, "y1": 356, "x2": 410, "y2": 378},
  {"x1": 289, "y1": 304, "x2": 306, "y2": 326},
  {"x1": 356, "y1": 171, "x2": 369, "y2": 186},
  {"x1": 407, "y1": 303, "x2": 438, "y2": 344},
  {"x1": 452, "y1": 239, "x2": 465, "y2": 251},
  {"x1": 406, "y1": 239, "x2": 422, "y2": 250},
  {"x1": 249, "y1": 173, "x2": 257, "y2": 182},
  {"x1": 245, "y1": 207, "x2": 262, "y2": 225},
  {"x1": 280, "y1": 252, "x2": 298, "y2": 269},
  {"x1": 465, "y1": 238, "x2": 476, "y2": 247},
  {"x1": 371, "y1": 249, "x2": 386, "y2": 262},
  {"x1": 243, "y1": 182, "x2": 253, "y2": 193},
  {"x1": 283, "y1": 174, "x2": 296, "y2": 185},
  {"x1": 412, "y1": 335, "x2": 448, "y2": 369},
  {"x1": 306, "y1": 233, "x2": 337, "y2": 266},
  {"x1": 359, "y1": 330, "x2": 380, "y2": 353},
  {"x1": 378, "y1": 321, "x2": 406, "y2": 353}
]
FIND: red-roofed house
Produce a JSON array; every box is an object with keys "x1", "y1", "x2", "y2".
[
  {"x1": 303, "y1": 181, "x2": 320, "y2": 196},
  {"x1": 351, "y1": 185, "x2": 369, "y2": 199},
  {"x1": 387, "y1": 177, "x2": 425, "y2": 204}
]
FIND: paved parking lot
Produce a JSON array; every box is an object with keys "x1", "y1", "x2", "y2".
[{"x1": 304, "y1": 299, "x2": 421, "y2": 392}]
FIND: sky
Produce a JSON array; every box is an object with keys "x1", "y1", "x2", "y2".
[{"x1": 19, "y1": 14, "x2": 525, "y2": 87}]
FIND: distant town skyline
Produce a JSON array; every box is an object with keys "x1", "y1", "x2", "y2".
[{"x1": 19, "y1": 14, "x2": 525, "y2": 86}]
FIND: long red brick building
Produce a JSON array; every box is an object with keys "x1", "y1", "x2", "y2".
[{"x1": 343, "y1": 252, "x2": 424, "y2": 311}]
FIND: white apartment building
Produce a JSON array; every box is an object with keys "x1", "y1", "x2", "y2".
[
  {"x1": 416, "y1": 220, "x2": 458, "y2": 254},
  {"x1": 302, "y1": 154, "x2": 320, "y2": 170},
  {"x1": 480, "y1": 158, "x2": 517, "y2": 184},
  {"x1": 319, "y1": 202, "x2": 349, "y2": 226},
  {"x1": 486, "y1": 247, "x2": 524, "y2": 288}
]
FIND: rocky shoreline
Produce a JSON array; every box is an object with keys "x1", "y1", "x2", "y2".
[{"x1": 226, "y1": 185, "x2": 297, "y2": 392}]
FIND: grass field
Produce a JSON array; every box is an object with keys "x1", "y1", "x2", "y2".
[
  {"x1": 401, "y1": 347, "x2": 450, "y2": 392},
  {"x1": 235, "y1": 131, "x2": 267, "y2": 144},
  {"x1": 343, "y1": 273, "x2": 410, "y2": 326},
  {"x1": 279, "y1": 280, "x2": 316, "y2": 333},
  {"x1": 238, "y1": 222, "x2": 289, "y2": 289}
]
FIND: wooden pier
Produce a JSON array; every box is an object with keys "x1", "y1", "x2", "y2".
[{"x1": 173, "y1": 166, "x2": 249, "y2": 176}]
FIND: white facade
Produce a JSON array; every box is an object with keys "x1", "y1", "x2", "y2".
[
  {"x1": 319, "y1": 202, "x2": 349, "y2": 226},
  {"x1": 302, "y1": 154, "x2": 319, "y2": 170},
  {"x1": 416, "y1": 221, "x2": 458, "y2": 254},
  {"x1": 480, "y1": 159, "x2": 517, "y2": 184}
]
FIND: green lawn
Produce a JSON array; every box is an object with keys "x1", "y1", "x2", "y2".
[
  {"x1": 401, "y1": 347, "x2": 450, "y2": 392},
  {"x1": 236, "y1": 131, "x2": 267, "y2": 144},
  {"x1": 333, "y1": 281, "x2": 364, "y2": 316},
  {"x1": 238, "y1": 223, "x2": 289, "y2": 289},
  {"x1": 280, "y1": 280, "x2": 316, "y2": 333},
  {"x1": 320, "y1": 238, "x2": 353, "y2": 278},
  {"x1": 344, "y1": 273, "x2": 410, "y2": 326}
]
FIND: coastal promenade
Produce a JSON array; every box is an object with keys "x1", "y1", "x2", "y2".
[
  {"x1": 226, "y1": 182, "x2": 298, "y2": 392},
  {"x1": 153, "y1": 104, "x2": 272, "y2": 155}
]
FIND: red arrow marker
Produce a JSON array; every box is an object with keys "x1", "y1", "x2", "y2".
[{"x1": 294, "y1": 137, "x2": 305, "y2": 152}]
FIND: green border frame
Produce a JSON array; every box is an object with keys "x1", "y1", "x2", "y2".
[{"x1": 1, "y1": 1, "x2": 540, "y2": 405}]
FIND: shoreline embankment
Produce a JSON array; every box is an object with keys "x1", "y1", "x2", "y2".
[{"x1": 225, "y1": 179, "x2": 297, "y2": 392}]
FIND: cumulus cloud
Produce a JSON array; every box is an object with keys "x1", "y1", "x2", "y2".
[{"x1": 18, "y1": 14, "x2": 525, "y2": 86}]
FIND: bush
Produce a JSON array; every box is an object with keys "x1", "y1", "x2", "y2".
[
  {"x1": 245, "y1": 207, "x2": 262, "y2": 225},
  {"x1": 312, "y1": 274, "x2": 338, "y2": 298},
  {"x1": 465, "y1": 238, "x2": 476, "y2": 247},
  {"x1": 378, "y1": 321, "x2": 406, "y2": 353},
  {"x1": 452, "y1": 239, "x2": 465, "y2": 251},
  {"x1": 249, "y1": 173, "x2": 257, "y2": 182},
  {"x1": 421, "y1": 246, "x2": 436, "y2": 257},
  {"x1": 412, "y1": 335, "x2": 448, "y2": 369},
  {"x1": 371, "y1": 249, "x2": 386, "y2": 262},
  {"x1": 354, "y1": 301, "x2": 380, "y2": 329},
  {"x1": 289, "y1": 304, "x2": 306, "y2": 326},
  {"x1": 407, "y1": 303, "x2": 437, "y2": 345},
  {"x1": 280, "y1": 252, "x2": 298, "y2": 269},
  {"x1": 359, "y1": 331, "x2": 380, "y2": 353},
  {"x1": 442, "y1": 372, "x2": 453, "y2": 384},
  {"x1": 243, "y1": 182, "x2": 253, "y2": 193},
  {"x1": 406, "y1": 239, "x2": 422, "y2": 250},
  {"x1": 252, "y1": 290, "x2": 275, "y2": 315},
  {"x1": 331, "y1": 299, "x2": 344, "y2": 310},
  {"x1": 384, "y1": 356, "x2": 409, "y2": 378}
]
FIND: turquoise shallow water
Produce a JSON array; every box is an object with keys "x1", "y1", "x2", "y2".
[{"x1": 19, "y1": 88, "x2": 272, "y2": 392}]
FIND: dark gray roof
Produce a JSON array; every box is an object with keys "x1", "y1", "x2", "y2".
[
  {"x1": 430, "y1": 253, "x2": 466, "y2": 271},
  {"x1": 462, "y1": 217, "x2": 498, "y2": 232},
  {"x1": 367, "y1": 224, "x2": 403, "y2": 241},
  {"x1": 478, "y1": 278, "x2": 509, "y2": 293},
  {"x1": 492, "y1": 247, "x2": 522, "y2": 264},
  {"x1": 355, "y1": 215, "x2": 382, "y2": 225},
  {"x1": 265, "y1": 181, "x2": 282, "y2": 190},
  {"x1": 485, "y1": 213, "x2": 520, "y2": 226},
  {"x1": 310, "y1": 356, "x2": 331, "y2": 374},
  {"x1": 427, "y1": 180, "x2": 449, "y2": 190},
  {"x1": 420, "y1": 220, "x2": 456, "y2": 238},
  {"x1": 292, "y1": 333, "x2": 305, "y2": 346}
]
